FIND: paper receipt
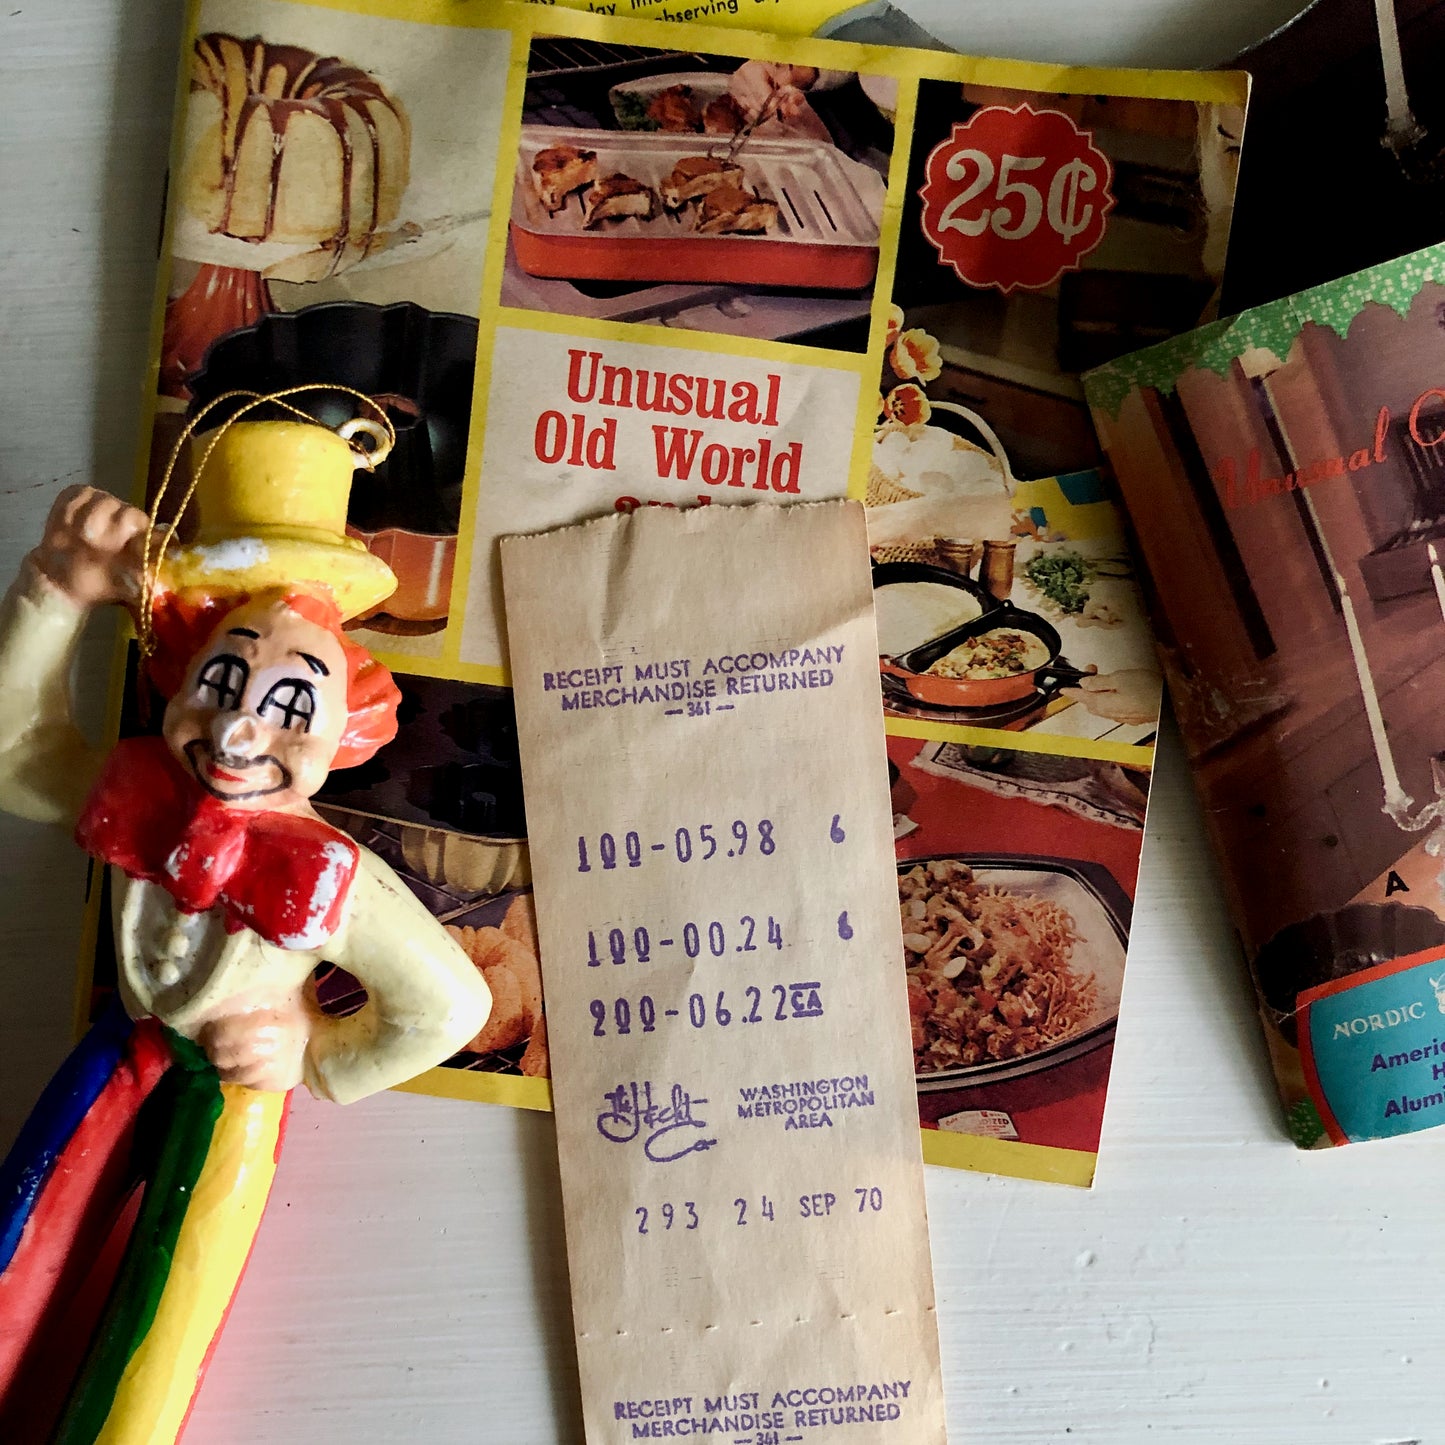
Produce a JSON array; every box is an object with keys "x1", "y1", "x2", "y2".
[{"x1": 501, "y1": 501, "x2": 947, "y2": 1444}]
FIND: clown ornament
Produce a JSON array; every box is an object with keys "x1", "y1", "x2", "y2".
[{"x1": 0, "y1": 411, "x2": 492, "y2": 1443}]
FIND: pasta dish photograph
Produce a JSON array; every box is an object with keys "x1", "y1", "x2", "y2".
[{"x1": 899, "y1": 857, "x2": 1124, "y2": 1081}]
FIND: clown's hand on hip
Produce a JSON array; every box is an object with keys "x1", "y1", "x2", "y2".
[{"x1": 199, "y1": 1002, "x2": 316, "y2": 1092}]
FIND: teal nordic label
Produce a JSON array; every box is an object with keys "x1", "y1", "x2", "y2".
[{"x1": 1304, "y1": 952, "x2": 1445, "y2": 1142}]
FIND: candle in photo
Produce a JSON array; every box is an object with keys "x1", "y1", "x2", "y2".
[
  {"x1": 1428, "y1": 541, "x2": 1445, "y2": 625},
  {"x1": 1336, "y1": 569, "x2": 1409, "y2": 810}
]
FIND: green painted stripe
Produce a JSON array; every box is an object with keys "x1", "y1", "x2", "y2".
[{"x1": 52, "y1": 1034, "x2": 221, "y2": 1445}]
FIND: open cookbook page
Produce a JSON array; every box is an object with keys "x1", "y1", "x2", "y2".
[{"x1": 86, "y1": 0, "x2": 1246, "y2": 1186}]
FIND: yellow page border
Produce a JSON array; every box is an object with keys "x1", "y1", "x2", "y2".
[
  {"x1": 399, "y1": 1064, "x2": 1097, "y2": 1184},
  {"x1": 921, "y1": 1129, "x2": 1097, "y2": 1187},
  {"x1": 885, "y1": 716, "x2": 1156, "y2": 768},
  {"x1": 293, "y1": 0, "x2": 1247, "y2": 107}
]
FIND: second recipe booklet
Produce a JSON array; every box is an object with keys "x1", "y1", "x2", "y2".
[{"x1": 93, "y1": 0, "x2": 1248, "y2": 1187}]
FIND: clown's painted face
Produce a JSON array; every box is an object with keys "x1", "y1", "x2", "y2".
[{"x1": 163, "y1": 592, "x2": 350, "y2": 811}]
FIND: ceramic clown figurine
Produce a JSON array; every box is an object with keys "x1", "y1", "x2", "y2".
[{"x1": 0, "y1": 416, "x2": 491, "y2": 1444}]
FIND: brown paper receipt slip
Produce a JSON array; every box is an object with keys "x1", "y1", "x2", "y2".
[{"x1": 501, "y1": 500, "x2": 947, "y2": 1445}]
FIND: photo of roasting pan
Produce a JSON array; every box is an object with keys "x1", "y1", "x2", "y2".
[{"x1": 510, "y1": 126, "x2": 883, "y2": 290}]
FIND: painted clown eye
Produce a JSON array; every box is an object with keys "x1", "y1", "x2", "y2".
[
  {"x1": 197, "y1": 654, "x2": 248, "y2": 711},
  {"x1": 259, "y1": 678, "x2": 316, "y2": 733}
]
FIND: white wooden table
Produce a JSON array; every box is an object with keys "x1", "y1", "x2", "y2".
[{"x1": 4, "y1": 2, "x2": 1436, "y2": 1441}]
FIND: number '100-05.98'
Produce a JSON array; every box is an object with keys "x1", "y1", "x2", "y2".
[{"x1": 577, "y1": 820, "x2": 775, "y2": 871}]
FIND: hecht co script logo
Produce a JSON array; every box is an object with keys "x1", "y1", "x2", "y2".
[{"x1": 918, "y1": 104, "x2": 1114, "y2": 294}]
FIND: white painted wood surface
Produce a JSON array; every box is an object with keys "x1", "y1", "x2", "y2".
[{"x1": 2, "y1": 1, "x2": 1434, "y2": 1441}]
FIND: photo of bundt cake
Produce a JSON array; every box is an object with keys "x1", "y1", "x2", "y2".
[{"x1": 181, "y1": 32, "x2": 410, "y2": 254}]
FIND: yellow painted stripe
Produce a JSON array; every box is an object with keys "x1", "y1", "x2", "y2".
[
  {"x1": 96, "y1": 1087, "x2": 284, "y2": 1445},
  {"x1": 885, "y1": 715, "x2": 1155, "y2": 768},
  {"x1": 921, "y1": 1129, "x2": 1097, "y2": 1187},
  {"x1": 397, "y1": 1066, "x2": 553, "y2": 1113}
]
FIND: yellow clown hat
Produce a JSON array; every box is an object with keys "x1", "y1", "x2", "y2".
[{"x1": 159, "y1": 417, "x2": 398, "y2": 620}]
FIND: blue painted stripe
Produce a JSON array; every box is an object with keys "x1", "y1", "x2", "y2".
[{"x1": 0, "y1": 1002, "x2": 133, "y2": 1273}]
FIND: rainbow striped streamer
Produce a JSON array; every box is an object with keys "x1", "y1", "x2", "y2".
[{"x1": 0, "y1": 1005, "x2": 288, "y2": 1443}]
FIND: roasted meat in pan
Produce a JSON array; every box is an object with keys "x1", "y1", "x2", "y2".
[
  {"x1": 532, "y1": 145, "x2": 598, "y2": 214},
  {"x1": 659, "y1": 155, "x2": 745, "y2": 211},
  {"x1": 582, "y1": 173, "x2": 660, "y2": 227},
  {"x1": 694, "y1": 183, "x2": 779, "y2": 235}
]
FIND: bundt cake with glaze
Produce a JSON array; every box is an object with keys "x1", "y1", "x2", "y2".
[{"x1": 181, "y1": 32, "x2": 410, "y2": 255}]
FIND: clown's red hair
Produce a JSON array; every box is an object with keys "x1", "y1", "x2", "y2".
[{"x1": 147, "y1": 589, "x2": 401, "y2": 769}]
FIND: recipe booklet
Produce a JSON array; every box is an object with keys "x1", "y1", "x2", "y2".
[
  {"x1": 1085, "y1": 240, "x2": 1445, "y2": 1149},
  {"x1": 85, "y1": 0, "x2": 1247, "y2": 1186}
]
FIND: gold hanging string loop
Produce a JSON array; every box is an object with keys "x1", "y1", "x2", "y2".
[{"x1": 135, "y1": 384, "x2": 395, "y2": 676}]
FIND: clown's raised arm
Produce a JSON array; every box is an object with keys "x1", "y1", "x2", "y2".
[{"x1": 0, "y1": 486, "x2": 143, "y2": 824}]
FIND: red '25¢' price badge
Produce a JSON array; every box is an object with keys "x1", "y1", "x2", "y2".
[{"x1": 918, "y1": 104, "x2": 1115, "y2": 294}]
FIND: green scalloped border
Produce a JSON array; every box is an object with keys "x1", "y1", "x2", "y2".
[{"x1": 1084, "y1": 241, "x2": 1445, "y2": 417}]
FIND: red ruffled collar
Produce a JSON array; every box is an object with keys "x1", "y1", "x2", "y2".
[{"x1": 75, "y1": 736, "x2": 358, "y2": 951}]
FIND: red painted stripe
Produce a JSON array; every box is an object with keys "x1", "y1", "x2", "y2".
[{"x1": 0, "y1": 1022, "x2": 170, "y2": 1433}]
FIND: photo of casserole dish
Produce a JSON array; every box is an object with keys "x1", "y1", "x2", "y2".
[
  {"x1": 510, "y1": 125, "x2": 883, "y2": 290},
  {"x1": 879, "y1": 597, "x2": 1093, "y2": 709},
  {"x1": 901, "y1": 855, "x2": 1131, "y2": 1089}
]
